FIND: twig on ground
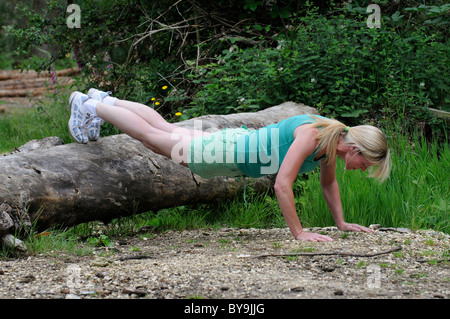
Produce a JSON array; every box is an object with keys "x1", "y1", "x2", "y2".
[
  {"x1": 117, "y1": 255, "x2": 154, "y2": 261},
  {"x1": 416, "y1": 258, "x2": 447, "y2": 264},
  {"x1": 242, "y1": 246, "x2": 402, "y2": 259}
]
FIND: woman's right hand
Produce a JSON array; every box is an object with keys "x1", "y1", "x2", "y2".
[{"x1": 295, "y1": 230, "x2": 333, "y2": 242}]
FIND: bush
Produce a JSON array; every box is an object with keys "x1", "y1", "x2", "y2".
[{"x1": 188, "y1": 6, "x2": 449, "y2": 130}]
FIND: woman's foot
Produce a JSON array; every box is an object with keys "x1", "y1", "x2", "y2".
[
  {"x1": 87, "y1": 88, "x2": 114, "y2": 103},
  {"x1": 68, "y1": 91, "x2": 92, "y2": 144},
  {"x1": 86, "y1": 88, "x2": 117, "y2": 140}
]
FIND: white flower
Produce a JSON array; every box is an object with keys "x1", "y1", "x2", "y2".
[{"x1": 420, "y1": 82, "x2": 425, "y2": 87}]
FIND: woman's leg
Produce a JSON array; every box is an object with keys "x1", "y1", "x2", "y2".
[
  {"x1": 113, "y1": 99, "x2": 177, "y2": 133},
  {"x1": 112, "y1": 99, "x2": 207, "y2": 137},
  {"x1": 96, "y1": 101, "x2": 192, "y2": 166}
]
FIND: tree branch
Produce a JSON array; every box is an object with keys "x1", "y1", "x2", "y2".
[{"x1": 242, "y1": 246, "x2": 402, "y2": 259}]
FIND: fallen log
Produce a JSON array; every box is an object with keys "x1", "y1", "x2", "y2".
[
  {"x1": 0, "y1": 77, "x2": 74, "y2": 91},
  {"x1": 0, "y1": 102, "x2": 318, "y2": 249},
  {"x1": 0, "y1": 87, "x2": 49, "y2": 98},
  {"x1": 0, "y1": 67, "x2": 80, "y2": 81}
]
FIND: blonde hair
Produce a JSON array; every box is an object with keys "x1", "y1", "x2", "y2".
[{"x1": 311, "y1": 116, "x2": 391, "y2": 182}]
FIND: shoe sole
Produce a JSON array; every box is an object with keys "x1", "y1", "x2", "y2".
[
  {"x1": 86, "y1": 88, "x2": 106, "y2": 141},
  {"x1": 87, "y1": 120, "x2": 101, "y2": 141},
  {"x1": 68, "y1": 91, "x2": 88, "y2": 144}
]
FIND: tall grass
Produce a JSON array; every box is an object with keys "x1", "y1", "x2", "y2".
[
  {"x1": 0, "y1": 89, "x2": 72, "y2": 154},
  {"x1": 299, "y1": 128, "x2": 449, "y2": 234}
]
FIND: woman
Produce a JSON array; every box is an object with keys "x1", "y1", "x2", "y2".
[{"x1": 69, "y1": 89, "x2": 391, "y2": 242}]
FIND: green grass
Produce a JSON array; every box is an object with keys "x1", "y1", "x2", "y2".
[
  {"x1": 0, "y1": 90, "x2": 73, "y2": 154},
  {"x1": 0, "y1": 94, "x2": 448, "y2": 257},
  {"x1": 0, "y1": 52, "x2": 15, "y2": 70}
]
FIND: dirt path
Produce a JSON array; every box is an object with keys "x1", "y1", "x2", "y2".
[{"x1": 0, "y1": 226, "x2": 448, "y2": 299}]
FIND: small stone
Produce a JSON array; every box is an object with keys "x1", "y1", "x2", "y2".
[
  {"x1": 94, "y1": 288, "x2": 112, "y2": 295},
  {"x1": 1, "y1": 234, "x2": 27, "y2": 252},
  {"x1": 122, "y1": 286, "x2": 136, "y2": 294},
  {"x1": 19, "y1": 274, "x2": 35, "y2": 283},
  {"x1": 0, "y1": 211, "x2": 14, "y2": 233},
  {"x1": 133, "y1": 288, "x2": 147, "y2": 297},
  {"x1": 334, "y1": 289, "x2": 344, "y2": 296},
  {"x1": 319, "y1": 265, "x2": 335, "y2": 272},
  {"x1": 90, "y1": 258, "x2": 109, "y2": 267}
]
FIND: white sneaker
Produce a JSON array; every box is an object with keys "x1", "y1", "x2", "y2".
[
  {"x1": 86, "y1": 88, "x2": 114, "y2": 140},
  {"x1": 68, "y1": 91, "x2": 93, "y2": 144},
  {"x1": 87, "y1": 88, "x2": 113, "y2": 102},
  {"x1": 86, "y1": 117, "x2": 103, "y2": 141}
]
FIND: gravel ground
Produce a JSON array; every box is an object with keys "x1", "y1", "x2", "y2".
[{"x1": 0, "y1": 226, "x2": 448, "y2": 299}]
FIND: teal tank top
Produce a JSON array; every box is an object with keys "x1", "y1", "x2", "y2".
[{"x1": 235, "y1": 114, "x2": 327, "y2": 178}]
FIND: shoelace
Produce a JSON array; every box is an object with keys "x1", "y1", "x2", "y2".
[
  {"x1": 87, "y1": 90, "x2": 112, "y2": 99},
  {"x1": 86, "y1": 90, "x2": 111, "y2": 125},
  {"x1": 83, "y1": 113, "x2": 97, "y2": 129}
]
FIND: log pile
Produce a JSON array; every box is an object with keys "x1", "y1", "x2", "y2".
[
  {"x1": 0, "y1": 102, "x2": 319, "y2": 251},
  {"x1": 0, "y1": 67, "x2": 79, "y2": 98}
]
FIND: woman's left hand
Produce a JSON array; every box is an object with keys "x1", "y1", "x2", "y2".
[{"x1": 337, "y1": 222, "x2": 374, "y2": 233}]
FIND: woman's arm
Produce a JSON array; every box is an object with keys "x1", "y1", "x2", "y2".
[
  {"x1": 320, "y1": 160, "x2": 374, "y2": 233},
  {"x1": 274, "y1": 126, "x2": 333, "y2": 241}
]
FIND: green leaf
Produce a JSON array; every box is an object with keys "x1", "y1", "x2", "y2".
[
  {"x1": 279, "y1": 7, "x2": 291, "y2": 19},
  {"x1": 244, "y1": 0, "x2": 261, "y2": 11},
  {"x1": 391, "y1": 11, "x2": 404, "y2": 22},
  {"x1": 253, "y1": 24, "x2": 263, "y2": 31},
  {"x1": 403, "y1": 7, "x2": 419, "y2": 12}
]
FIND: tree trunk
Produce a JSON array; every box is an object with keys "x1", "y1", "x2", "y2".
[{"x1": 0, "y1": 102, "x2": 318, "y2": 248}]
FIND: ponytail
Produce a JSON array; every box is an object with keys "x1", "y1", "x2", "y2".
[{"x1": 311, "y1": 115, "x2": 391, "y2": 182}]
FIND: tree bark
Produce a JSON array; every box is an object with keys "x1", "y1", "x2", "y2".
[{"x1": 0, "y1": 102, "x2": 318, "y2": 242}]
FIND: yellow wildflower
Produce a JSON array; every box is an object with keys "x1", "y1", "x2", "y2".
[
  {"x1": 162, "y1": 86, "x2": 168, "y2": 90},
  {"x1": 151, "y1": 97, "x2": 156, "y2": 101},
  {"x1": 175, "y1": 112, "x2": 182, "y2": 116},
  {"x1": 155, "y1": 102, "x2": 160, "y2": 106}
]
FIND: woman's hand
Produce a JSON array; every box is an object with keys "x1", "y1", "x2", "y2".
[
  {"x1": 337, "y1": 222, "x2": 374, "y2": 233},
  {"x1": 295, "y1": 230, "x2": 333, "y2": 242}
]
